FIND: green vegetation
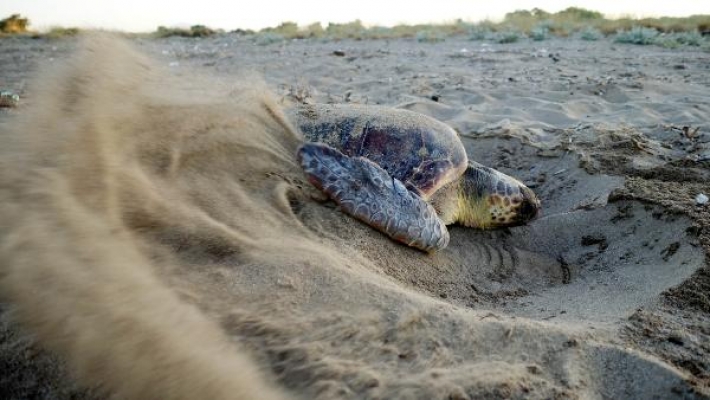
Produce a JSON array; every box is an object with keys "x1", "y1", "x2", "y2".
[
  {"x1": 246, "y1": 7, "x2": 709, "y2": 49},
  {"x1": 1, "y1": 14, "x2": 81, "y2": 38},
  {"x1": 613, "y1": 26, "x2": 659, "y2": 45},
  {"x1": 415, "y1": 29, "x2": 445, "y2": 43},
  {"x1": 467, "y1": 26, "x2": 491, "y2": 41},
  {"x1": 0, "y1": 14, "x2": 29, "y2": 34},
  {"x1": 493, "y1": 7, "x2": 602, "y2": 37},
  {"x1": 613, "y1": 26, "x2": 709, "y2": 48},
  {"x1": 579, "y1": 26, "x2": 602, "y2": 41},
  {"x1": 530, "y1": 24, "x2": 550, "y2": 41},
  {"x1": 324, "y1": 20, "x2": 367, "y2": 39},
  {"x1": 251, "y1": 19, "x2": 473, "y2": 42},
  {"x1": 1, "y1": 8, "x2": 709, "y2": 51},
  {"x1": 495, "y1": 30, "x2": 522, "y2": 43},
  {"x1": 594, "y1": 15, "x2": 710, "y2": 36},
  {"x1": 667, "y1": 30, "x2": 705, "y2": 46},
  {"x1": 44, "y1": 27, "x2": 81, "y2": 39},
  {"x1": 254, "y1": 32, "x2": 286, "y2": 46},
  {"x1": 155, "y1": 25, "x2": 217, "y2": 38}
]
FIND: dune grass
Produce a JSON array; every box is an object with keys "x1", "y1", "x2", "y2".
[
  {"x1": 613, "y1": 26, "x2": 660, "y2": 45},
  {"x1": 1, "y1": 9, "x2": 709, "y2": 50},
  {"x1": 155, "y1": 25, "x2": 217, "y2": 38},
  {"x1": 252, "y1": 19, "x2": 473, "y2": 42},
  {"x1": 246, "y1": 7, "x2": 709, "y2": 49},
  {"x1": 43, "y1": 27, "x2": 81, "y2": 39},
  {"x1": 579, "y1": 26, "x2": 603, "y2": 41},
  {"x1": 0, "y1": 14, "x2": 29, "y2": 34},
  {"x1": 1, "y1": 14, "x2": 82, "y2": 39}
]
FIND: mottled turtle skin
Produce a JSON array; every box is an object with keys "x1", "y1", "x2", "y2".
[{"x1": 289, "y1": 104, "x2": 540, "y2": 252}]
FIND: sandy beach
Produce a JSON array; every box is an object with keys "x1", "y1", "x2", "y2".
[{"x1": 0, "y1": 33, "x2": 709, "y2": 399}]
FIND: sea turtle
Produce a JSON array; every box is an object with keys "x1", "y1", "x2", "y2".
[{"x1": 289, "y1": 104, "x2": 540, "y2": 252}]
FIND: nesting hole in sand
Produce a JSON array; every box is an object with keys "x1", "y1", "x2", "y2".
[
  {"x1": 455, "y1": 137, "x2": 704, "y2": 323},
  {"x1": 298, "y1": 136, "x2": 705, "y2": 325}
]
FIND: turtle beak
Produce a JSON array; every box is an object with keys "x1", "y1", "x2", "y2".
[{"x1": 518, "y1": 186, "x2": 541, "y2": 223}]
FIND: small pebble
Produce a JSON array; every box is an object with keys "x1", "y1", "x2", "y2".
[
  {"x1": 0, "y1": 90, "x2": 20, "y2": 108},
  {"x1": 695, "y1": 193, "x2": 708, "y2": 205}
]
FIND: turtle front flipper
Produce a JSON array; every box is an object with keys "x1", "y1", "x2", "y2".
[{"x1": 297, "y1": 143, "x2": 449, "y2": 252}]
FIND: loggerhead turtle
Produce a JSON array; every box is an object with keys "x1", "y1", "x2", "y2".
[{"x1": 289, "y1": 104, "x2": 540, "y2": 252}]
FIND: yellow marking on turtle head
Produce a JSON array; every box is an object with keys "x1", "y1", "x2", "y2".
[
  {"x1": 455, "y1": 162, "x2": 541, "y2": 229},
  {"x1": 455, "y1": 191, "x2": 538, "y2": 229},
  {"x1": 455, "y1": 192, "x2": 496, "y2": 229}
]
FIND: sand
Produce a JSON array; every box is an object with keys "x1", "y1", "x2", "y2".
[{"x1": 0, "y1": 33, "x2": 708, "y2": 399}]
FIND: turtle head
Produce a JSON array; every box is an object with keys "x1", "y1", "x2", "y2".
[{"x1": 455, "y1": 162, "x2": 540, "y2": 229}]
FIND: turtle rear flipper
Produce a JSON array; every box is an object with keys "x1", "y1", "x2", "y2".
[{"x1": 297, "y1": 143, "x2": 449, "y2": 252}]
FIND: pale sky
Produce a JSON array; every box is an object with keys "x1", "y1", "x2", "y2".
[{"x1": 1, "y1": 1, "x2": 708, "y2": 33}]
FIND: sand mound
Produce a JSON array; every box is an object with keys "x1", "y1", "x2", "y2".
[{"x1": 0, "y1": 35, "x2": 706, "y2": 399}]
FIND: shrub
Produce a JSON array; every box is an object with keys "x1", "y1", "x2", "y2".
[
  {"x1": 231, "y1": 28, "x2": 255, "y2": 35},
  {"x1": 653, "y1": 36, "x2": 681, "y2": 49},
  {"x1": 45, "y1": 27, "x2": 81, "y2": 38},
  {"x1": 416, "y1": 29, "x2": 445, "y2": 43},
  {"x1": 501, "y1": 7, "x2": 601, "y2": 34},
  {"x1": 579, "y1": 26, "x2": 602, "y2": 41},
  {"x1": 670, "y1": 30, "x2": 704, "y2": 46},
  {"x1": 187, "y1": 25, "x2": 215, "y2": 37},
  {"x1": 155, "y1": 25, "x2": 216, "y2": 38},
  {"x1": 0, "y1": 14, "x2": 29, "y2": 34},
  {"x1": 253, "y1": 32, "x2": 286, "y2": 45},
  {"x1": 325, "y1": 20, "x2": 368, "y2": 39},
  {"x1": 613, "y1": 26, "x2": 659, "y2": 45},
  {"x1": 556, "y1": 7, "x2": 603, "y2": 21},
  {"x1": 264, "y1": 21, "x2": 298, "y2": 37},
  {"x1": 468, "y1": 26, "x2": 490, "y2": 40},
  {"x1": 238, "y1": 11, "x2": 709, "y2": 44},
  {"x1": 257, "y1": 22, "x2": 324, "y2": 39},
  {"x1": 530, "y1": 24, "x2": 549, "y2": 41},
  {"x1": 654, "y1": 31, "x2": 707, "y2": 48},
  {"x1": 303, "y1": 22, "x2": 324, "y2": 38},
  {"x1": 495, "y1": 30, "x2": 521, "y2": 43},
  {"x1": 365, "y1": 26, "x2": 394, "y2": 39}
]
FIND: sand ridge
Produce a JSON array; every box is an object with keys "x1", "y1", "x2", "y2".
[{"x1": 0, "y1": 34, "x2": 708, "y2": 399}]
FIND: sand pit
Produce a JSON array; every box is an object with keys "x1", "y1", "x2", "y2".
[{"x1": 1, "y1": 34, "x2": 709, "y2": 399}]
